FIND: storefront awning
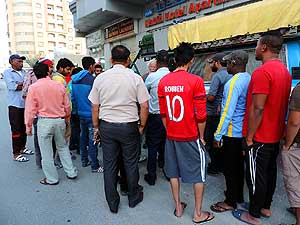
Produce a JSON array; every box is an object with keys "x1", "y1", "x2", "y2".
[{"x1": 168, "y1": 0, "x2": 300, "y2": 49}]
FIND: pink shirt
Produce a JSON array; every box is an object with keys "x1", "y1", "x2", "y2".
[{"x1": 25, "y1": 77, "x2": 71, "y2": 129}]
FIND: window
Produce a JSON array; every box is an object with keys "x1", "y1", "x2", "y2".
[
  {"x1": 13, "y1": 2, "x2": 31, "y2": 7},
  {"x1": 59, "y1": 42, "x2": 66, "y2": 47},
  {"x1": 57, "y1": 24, "x2": 64, "y2": 31},
  {"x1": 68, "y1": 36, "x2": 73, "y2": 41},
  {"x1": 15, "y1": 32, "x2": 34, "y2": 36},
  {"x1": 75, "y1": 44, "x2": 80, "y2": 50},
  {"x1": 48, "y1": 23, "x2": 55, "y2": 29},
  {"x1": 13, "y1": 12, "x2": 32, "y2": 17},
  {"x1": 68, "y1": 45, "x2": 73, "y2": 49},
  {"x1": 68, "y1": 28, "x2": 73, "y2": 32},
  {"x1": 48, "y1": 13, "x2": 55, "y2": 20},
  {"x1": 18, "y1": 51, "x2": 32, "y2": 54},
  {"x1": 48, "y1": 41, "x2": 55, "y2": 47},
  {"x1": 36, "y1": 3, "x2": 41, "y2": 8},
  {"x1": 38, "y1": 32, "x2": 43, "y2": 37},
  {"x1": 47, "y1": 4, "x2": 54, "y2": 10},
  {"x1": 58, "y1": 34, "x2": 66, "y2": 39},
  {"x1": 37, "y1": 23, "x2": 43, "y2": 28},
  {"x1": 39, "y1": 51, "x2": 45, "y2": 55},
  {"x1": 14, "y1": 22, "x2": 33, "y2": 26},
  {"x1": 17, "y1": 41, "x2": 35, "y2": 45},
  {"x1": 38, "y1": 42, "x2": 44, "y2": 47},
  {"x1": 48, "y1": 33, "x2": 55, "y2": 38},
  {"x1": 36, "y1": 13, "x2": 42, "y2": 18},
  {"x1": 57, "y1": 16, "x2": 63, "y2": 21},
  {"x1": 56, "y1": 6, "x2": 63, "y2": 12}
]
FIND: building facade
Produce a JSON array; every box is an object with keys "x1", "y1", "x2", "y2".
[
  {"x1": 6, "y1": 0, "x2": 86, "y2": 59},
  {"x1": 70, "y1": 0, "x2": 300, "y2": 82}
]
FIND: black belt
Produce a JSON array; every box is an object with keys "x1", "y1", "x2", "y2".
[{"x1": 101, "y1": 120, "x2": 138, "y2": 125}]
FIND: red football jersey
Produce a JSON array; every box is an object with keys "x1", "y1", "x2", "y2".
[
  {"x1": 158, "y1": 70, "x2": 207, "y2": 141},
  {"x1": 242, "y1": 60, "x2": 291, "y2": 143}
]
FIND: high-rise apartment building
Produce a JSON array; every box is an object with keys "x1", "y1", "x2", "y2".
[{"x1": 6, "y1": 0, "x2": 86, "y2": 58}]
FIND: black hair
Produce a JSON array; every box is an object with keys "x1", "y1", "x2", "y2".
[
  {"x1": 220, "y1": 61, "x2": 227, "y2": 67},
  {"x1": 95, "y1": 64, "x2": 103, "y2": 69},
  {"x1": 56, "y1": 58, "x2": 74, "y2": 70},
  {"x1": 260, "y1": 31, "x2": 283, "y2": 54},
  {"x1": 156, "y1": 50, "x2": 169, "y2": 66},
  {"x1": 174, "y1": 42, "x2": 194, "y2": 67},
  {"x1": 33, "y1": 62, "x2": 49, "y2": 79},
  {"x1": 82, "y1": 56, "x2": 95, "y2": 70},
  {"x1": 111, "y1": 45, "x2": 130, "y2": 63},
  {"x1": 71, "y1": 67, "x2": 83, "y2": 75}
]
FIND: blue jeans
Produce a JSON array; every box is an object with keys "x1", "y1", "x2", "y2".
[{"x1": 80, "y1": 118, "x2": 99, "y2": 170}]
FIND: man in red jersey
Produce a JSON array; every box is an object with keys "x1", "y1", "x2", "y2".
[
  {"x1": 232, "y1": 31, "x2": 292, "y2": 225},
  {"x1": 158, "y1": 42, "x2": 214, "y2": 224}
]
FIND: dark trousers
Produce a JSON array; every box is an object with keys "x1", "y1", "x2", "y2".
[
  {"x1": 222, "y1": 136, "x2": 244, "y2": 208},
  {"x1": 204, "y1": 115, "x2": 222, "y2": 171},
  {"x1": 100, "y1": 120, "x2": 141, "y2": 210},
  {"x1": 69, "y1": 114, "x2": 80, "y2": 151},
  {"x1": 8, "y1": 106, "x2": 27, "y2": 155},
  {"x1": 33, "y1": 118, "x2": 42, "y2": 168},
  {"x1": 245, "y1": 141, "x2": 279, "y2": 218},
  {"x1": 145, "y1": 114, "x2": 166, "y2": 178}
]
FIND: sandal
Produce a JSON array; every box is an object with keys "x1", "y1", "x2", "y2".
[
  {"x1": 40, "y1": 178, "x2": 59, "y2": 185},
  {"x1": 193, "y1": 212, "x2": 215, "y2": 224},
  {"x1": 210, "y1": 202, "x2": 234, "y2": 213},
  {"x1": 14, "y1": 155, "x2": 29, "y2": 162},
  {"x1": 174, "y1": 202, "x2": 187, "y2": 217},
  {"x1": 20, "y1": 148, "x2": 34, "y2": 155}
]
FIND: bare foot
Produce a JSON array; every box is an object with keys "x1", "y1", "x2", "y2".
[
  {"x1": 261, "y1": 208, "x2": 272, "y2": 217},
  {"x1": 193, "y1": 211, "x2": 215, "y2": 223},
  {"x1": 240, "y1": 211, "x2": 261, "y2": 225}
]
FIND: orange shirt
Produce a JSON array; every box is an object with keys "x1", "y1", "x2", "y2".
[{"x1": 25, "y1": 77, "x2": 71, "y2": 129}]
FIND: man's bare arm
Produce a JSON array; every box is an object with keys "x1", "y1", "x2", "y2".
[{"x1": 246, "y1": 94, "x2": 267, "y2": 145}]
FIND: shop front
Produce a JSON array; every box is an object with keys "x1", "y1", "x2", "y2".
[{"x1": 167, "y1": 0, "x2": 300, "y2": 84}]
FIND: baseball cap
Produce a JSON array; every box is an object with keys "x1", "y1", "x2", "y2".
[
  {"x1": 9, "y1": 54, "x2": 26, "y2": 63},
  {"x1": 207, "y1": 53, "x2": 226, "y2": 63},
  {"x1": 156, "y1": 49, "x2": 169, "y2": 64},
  {"x1": 38, "y1": 57, "x2": 54, "y2": 67},
  {"x1": 223, "y1": 50, "x2": 249, "y2": 65}
]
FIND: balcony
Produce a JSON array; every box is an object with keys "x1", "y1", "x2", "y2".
[{"x1": 69, "y1": 0, "x2": 148, "y2": 35}]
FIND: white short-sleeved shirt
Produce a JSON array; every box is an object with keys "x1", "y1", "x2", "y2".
[{"x1": 88, "y1": 64, "x2": 150, "y2": 123}]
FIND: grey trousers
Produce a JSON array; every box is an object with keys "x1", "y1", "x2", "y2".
[
  {"x1": 100, "y1": 120, "x2": 142, "y2": 210},
  {"x1": 37, "y1": 118, "x2": 77, "y2": 184}
]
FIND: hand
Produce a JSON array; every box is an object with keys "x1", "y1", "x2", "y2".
[
  {"x1": 282, "y1": 145, "x2": 290, "y2": 151},
  {"x1": 16, "y1": 83, "x2": 23, "y2": 90},
  {"x1": 139, "y1": 125, "x2": 145, "y2": 135},
  {"x1": 26, "y1": 128, "x2": 32, "y2": 136},
  {"x1": 246, "y1": 138, "x2": 253, "y2": 147},
  {"x1": 93, "y1": 128, "x2": 100, "y2": 144},
  {"x1": 213, "y1": 140, "x2": 221, "y2": 148}
]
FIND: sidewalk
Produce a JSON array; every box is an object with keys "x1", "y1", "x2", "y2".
[{"x1": 0, "y1": 80, "x2": 295, "y2": 225}]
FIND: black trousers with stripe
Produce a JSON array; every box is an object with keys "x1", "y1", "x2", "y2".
[
  {"x1": 222, "y1": 136, "x2": 244, "y2": 208},
  {"x1": 245, "y1": 141, "x2": 279, "y2": 218},
  {"x1": 8, "y1": 106, "x2": 27, "y2": 155}
]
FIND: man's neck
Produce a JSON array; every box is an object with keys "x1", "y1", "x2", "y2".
[
  {"x1": 262, "y1": 54, "x2": 279, "y2": 64},
  {"x1": 12, "y1": 67, "x2": 21, "y2": 71}
]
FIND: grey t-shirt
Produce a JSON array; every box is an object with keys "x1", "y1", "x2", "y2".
[{"x1": 206, "y1": 68, "x2": 232, "y2": 116}]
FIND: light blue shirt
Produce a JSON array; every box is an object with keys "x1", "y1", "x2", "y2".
[
  {"x1": 145, "y1": 67, "x2": 170, "y2": 114},
  {"x1": 3, "y1": 68, "x2": 26, "y2": 108},
  {"x1": 214, "y1": 72, "x2": 251, "y2": 141}
]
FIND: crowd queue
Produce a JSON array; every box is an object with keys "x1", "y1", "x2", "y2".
[{"x1": 3, "y1": 31, "x2": 299, "y2": 225}]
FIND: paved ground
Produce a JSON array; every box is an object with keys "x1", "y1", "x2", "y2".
[{"x1": 0, "y1": 79, "x2": 295, "y2": 225}]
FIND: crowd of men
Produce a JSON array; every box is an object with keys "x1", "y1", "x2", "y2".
[{"x1": 3, "y1": 30, "x2": 299, "y2": 225}]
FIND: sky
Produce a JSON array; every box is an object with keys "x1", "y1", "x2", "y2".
[{"x1": 0, "y1": 0, "x2": 9, "y2": 71}]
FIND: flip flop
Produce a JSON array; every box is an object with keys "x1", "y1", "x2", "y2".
[
  {"x1": 13, "y1": 155, "x2": 29, "y2": 162},
  {"x1": 192, "y1": 211, "x2": 215, "y2": 224},
  {"x1": 210, "y1": 202, "x2": 234, "y2": 213},
  {"x1": 240, "y1": 202, "x2": 271, "y2": 218},
  {"x1": 232, "y1": 209, "x2": 255, "y2": 225},
  {"x1": 173, "y1": 202, "x2": 187, "y2": 217},
  {"x1": 40, "y1": 178, "x2": 59, "y2": 185},
  {"x1": 21, "y1": 148, "x2": 34, "y2": 155}
]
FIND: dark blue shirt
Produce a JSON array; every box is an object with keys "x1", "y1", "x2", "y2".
[{"x1": 206, "y1": 68, "x2": 232, "y2": 116}]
